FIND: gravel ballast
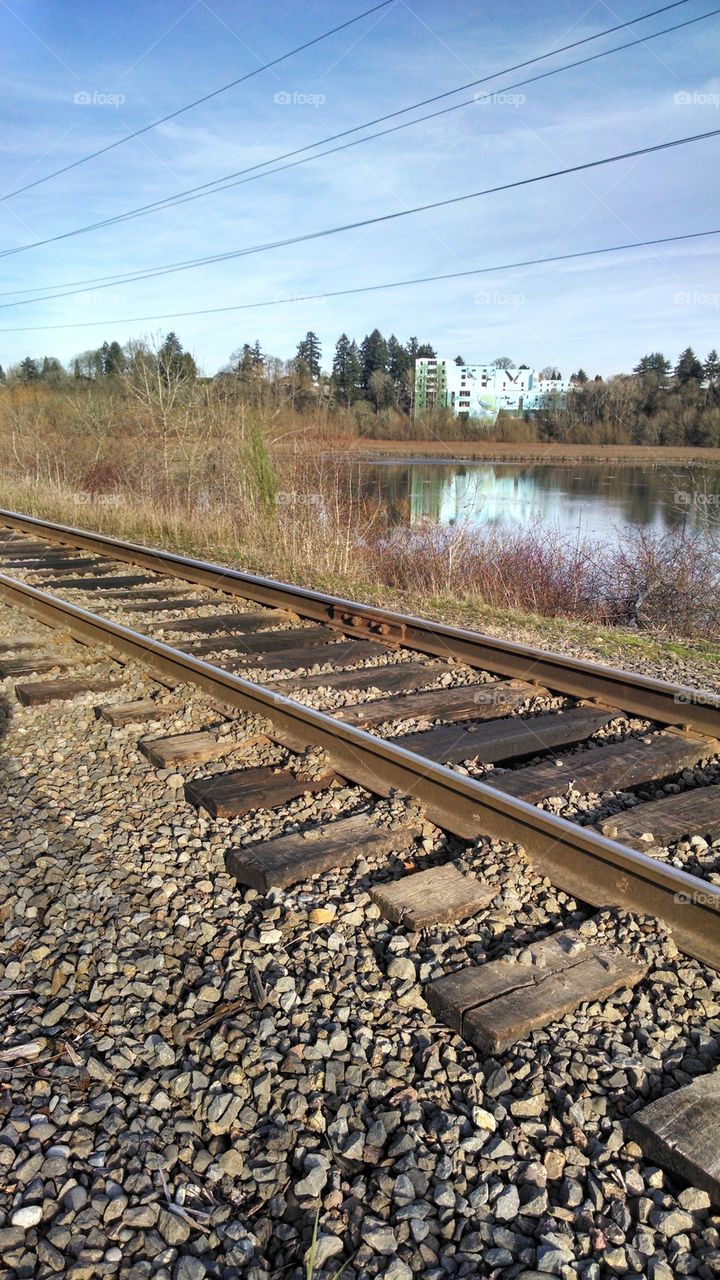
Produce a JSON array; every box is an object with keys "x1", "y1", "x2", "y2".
[{"x1": 1, "y1": 599, "x2": 720, "y2": 1279}]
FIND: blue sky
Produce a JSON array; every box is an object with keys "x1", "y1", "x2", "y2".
[{"x1": 1, "y1": 0, "x2": 719, "y2": 376}]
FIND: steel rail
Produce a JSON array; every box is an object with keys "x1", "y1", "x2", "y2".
[
  {"x1": 1, "y1": 507, "x2": 719, "y2": 736},
  {"x1": 1, "y1": 569, "x2": 719, "y2": 970}
]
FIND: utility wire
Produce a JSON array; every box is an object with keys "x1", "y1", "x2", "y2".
[
  {"x1": 2, "y1": 128, "x2": 719, "y2": 310},
  {"x1": 0, "y1": 227, "x2": 715, "y2": 333},
  {"x1": 1, "y1": 0, "x2": 706, "y2": 258},
  {"x1": 0, "y1": 0, "x2": 398, "y2": 203}
]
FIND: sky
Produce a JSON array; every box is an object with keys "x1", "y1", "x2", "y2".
[{"x1": 1, "y1": 0, "x2": 719, "y2": 377}]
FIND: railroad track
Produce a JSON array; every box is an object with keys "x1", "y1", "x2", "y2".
[{"x1": 1, "y1": 506, "x2": 720, "y2": 1200}]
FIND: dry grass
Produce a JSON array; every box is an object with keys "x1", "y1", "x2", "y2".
[{"x1": 1, "y1": 379, "x2": 719, "y2": 641}]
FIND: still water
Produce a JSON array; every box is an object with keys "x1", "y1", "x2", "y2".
[{"x1": 358, "y1": 460, "x2": 720, "y2": 546}]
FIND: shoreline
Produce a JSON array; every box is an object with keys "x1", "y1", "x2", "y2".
[
  {"x1": 340, "y1": 440, "x2": 720, "y2": 466},
  {"x1": 1, "y1": 480, "x2": 718, "y2": 682}
]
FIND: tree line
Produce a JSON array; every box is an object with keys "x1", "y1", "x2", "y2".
[
  {"x1": 538, "y1": 347, "x2": 720, "y2": 447},
  {"x1": 2, "y1": 332, "x2": 720, "y2": 445},
  {"x1": 0, "y1": 329, "x2": 438, "y2": 412}
]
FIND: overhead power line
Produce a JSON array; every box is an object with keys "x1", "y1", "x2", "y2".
[
  {"x1": 0, "y1": 0, "x2": 398, "y2": 203},
  {"x1": 2, "y1": 127, "x2": 719, "y2": 310},
  {"x1": 0, "y1": 227, "x2": 716, "y2": 333},
  {"x1": 1, "y1": 0, "x2": 709, "y2": 258}
]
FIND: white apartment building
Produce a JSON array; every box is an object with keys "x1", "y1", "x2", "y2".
[{"x1": 414, "y1": 359, "x2": 569, "y2": 420}]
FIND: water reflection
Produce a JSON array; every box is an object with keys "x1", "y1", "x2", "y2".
[{"x1": 358, "y1": 461, "x2": 720, "y2": 545}]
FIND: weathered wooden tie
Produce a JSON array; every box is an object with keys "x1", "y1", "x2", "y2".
[
  {"x1": 226, "y1": 811, "x2": 421, "y2": 890},
  {"x1": 185, "y1": 766, "x2": 336, "y2": 818},
  {"x1": 333, "y1": 680, "x2": 539, "y2": 729},
  {"x1": 148, "y1": 610, "x2": 290, "y2": 634},
  {"x1": 99, "y1": 586, "x2": 190, "y2": 600},
  {"x1": 43, "y1": 574, "x2": 161, "y2": 590},
  {"x1": 139, "y1": 731, "x2": 233, "y2": 768},
  {"x1": 22, "y1": 557, "x2": 110, "y2": 571},
  {"x1": 15, "y1": 677, "x2": 122, "y2": 706},
  {"x1": 121, "y1": 598, "x2": 218, "y2": 613},
  {"x1": 184, "y1": 625, "x2": 333, "y2": 655},
  {"x1": 371, "y1": 865, "x2": 495, "y2": 929},
  {"x1": 426, "y1": 928, "x2": 648, "y2": 1053},
  {"x1": 272, "y1": 660, "x2": 446, "y2": 695},
  {"x1": 397, "y1": 705, "x2": 615, "y2": 765},
  {"x1": 0, "y1": 639, "x2": 38, "y2": 654},
  {"x1": 600, "y1": 782, "x2": 720, "y2": 850},
  {"x1": 96, "y1": 700, "x2": 180, "y2": 726},
  {"x1": 1, "y1": 655, "x2": 68, "y2": 677},
  {"x1": 488, "y1": 730, "x2": 718, "y2": 803},
  {"x1": 628, "y1": 1073, "x2": 720, "y2": 1207},
  {"x1": 226, "y1": 640, "x2": 390, "y2": 674}
]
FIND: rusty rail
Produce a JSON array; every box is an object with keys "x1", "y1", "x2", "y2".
[{"x1": 1, "y1": 568, "x2": 719, "y2": 971}]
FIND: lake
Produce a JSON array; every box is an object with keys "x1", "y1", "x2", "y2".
[{"x1": 358, "y1": 459, "x2": 720, "y2": 546}]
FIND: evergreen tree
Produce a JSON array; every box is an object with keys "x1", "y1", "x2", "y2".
[
  {"x1": 40, "y1": 356, "x2": 64, "y2": 384},
  {"x1": 415, "y1": 342, "x2": 436, "y2": 358},
  {"x1": 18, "y1": 356, "x2": 39, "y2": 382},
  {"x1": 102, "y1": 340, "x2": 126, "y2": 377},
  {"x1": 633, "y1": 352, "x2": 671, "y2": 384},
  {"x1": 296, "y1": 331, "x2": 321, "y2": 380},
  {"x1": 158, "y1": 332, "x2": 197, "y2": 384},
  {"x1": 704, "y1": 349, "x2": 720, "y2": 390},
  {"x1": 0, "y1": 363, "x2": 5, "y2": 383},
  {"x1": 387, "y1": 335, "x2": 411, "y2": 385},
  {"x1": 360, "y1": 328, "x2": 388, "y2": 392},
  {"x1": 674, "y1": 346, "x2": 704, "y2": 385},
  {"x1": 331, "y1": 334, "x2": 361, "y2": 406},
  {"x1": 454, "y1": 355, "x2": 465, "y2": 366}
]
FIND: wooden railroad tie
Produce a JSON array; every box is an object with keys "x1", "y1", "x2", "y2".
[
  {"x1": 42, "y1": 574, "x2": 162, "y2": 590},
  {"x1": 225, "y1": 640, "x2": 391, "y2": 674},
  {"x1": 121, "y1": 598, "x2": 219, "y2": 613},
  {"x1": 332, "y1": 680, "x2": 541, "y2": 730},
  {"x1": 488, "y1": 730, "x2": 719, "y2": 803},
  {"x1": 0, "y1": 639, "x2": 38, "y2": 654},
  {"x1": 20, "y1": 557, "x2": 111, "y2": 571},
  {"x1": 226, "y1": 811, "x2": 421, "y2": 891},
  {"x1": 139, "y1": 730, "x2": 237, "y2": 768},
  {"x1": 96, "y1": 700, "x2": 181, "y2": 726},
  {"x1": 426, "y1": 927, "x2": 648, "y2": 1053},
  {"x1": 271, "y1": 660, "x2": 447, "y2": 695},
  {"x1": 184, "y1": 625, "x2": 335, "y2": 655},
  {"x1": 628, "y1": 1073, "x2": 720, "y2": 1207},
  {"x1": 600, "y1": 782, "x2": 720, "y2": 851},
  {"x1": 396, "y1": 705, "x2": 615, "y2": 765},
  {"x1": 185, "y1": 765, "x2": 336, "y2": 819},
  {"x1": 1, "y1": 655, "x2": 69, "y2": 677},
  {"x1": 371, "y1": 864, "x2": 495, "y2": 929},
  {"x1": 148, "y1": 609, "x2": 291, "y2": 634},
  {"x1": 15, "y1": 677, "x2": 123, "y2": 706}
]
